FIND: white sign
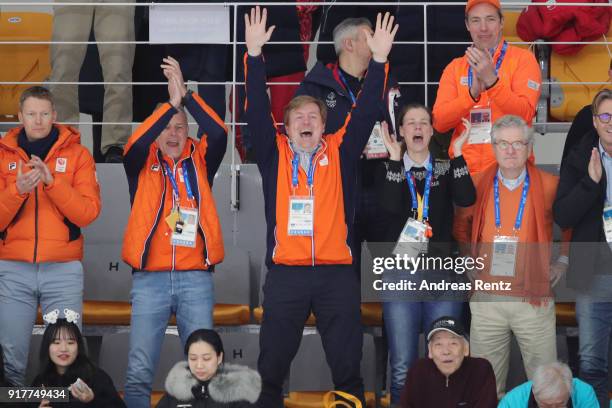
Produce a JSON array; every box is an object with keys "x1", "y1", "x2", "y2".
[{"x1": 149, "y1": 4, "x2": 230, "y2": 44}]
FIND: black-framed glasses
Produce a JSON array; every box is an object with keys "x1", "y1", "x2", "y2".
[
  {"x1": 493, "y1": 140, "x2": 530, "y2": 150},
  {"x1": 595, "y1": 112, "x2": 612, "y2": 124}
]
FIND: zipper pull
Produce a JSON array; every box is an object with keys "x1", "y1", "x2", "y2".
[{"x1": 446, "y1": 376, "x2": 449, "y2": 387}]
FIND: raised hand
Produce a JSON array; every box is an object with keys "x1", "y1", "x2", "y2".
[
  {"x1": 453, "y1": 117, "x2": 472, "y2": 157},
  {"x1": 588, "y1": 147, "x2": 602, "y2": 183},
  {"x1": 29, "y1": 155, "x2": 54, "y2": 186},
  {"x1": 15, "y1": 160, "x2": 41, "y2": 194},
  {"x1": 380, "y1": 121, "x2": 402, "y2": 161},
  {"x1": 465, "y1": 46, "x2": 497, "y2": 88},
  {"x1": 244, "y1": 6, "x2": 275, "y2": 57},
  {"x1": 365, "y1": 12, "x2": 399, "y2": 63},
  {"x1": 161, "y1": 56, "x2": 187, "y2": 108}
]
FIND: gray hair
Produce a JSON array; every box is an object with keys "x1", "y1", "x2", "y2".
[
  {"x1": 332, "y1": 17, "x2": 372, "y2": 56},
  {"x1": 532, "y1": 362, "x2": 573, "y2": 403},
  {"x1": 490, "y1": 114, "x2": 534, "y2": 144}
]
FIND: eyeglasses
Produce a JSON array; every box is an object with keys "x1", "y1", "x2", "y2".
[
  {"x1": 493, "y1": 140, "x2": 530, "y2": 150},
  {"x1": 595, "y1": 112, "x2": 612, "y2": 124}
]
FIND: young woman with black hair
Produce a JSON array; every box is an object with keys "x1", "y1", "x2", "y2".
[
  {"x1": 33, "y1": 315, "x2": 125, "y2": 407},
  {"x1": 156, "y1": 328, "x2": 261, "y2": 408}
]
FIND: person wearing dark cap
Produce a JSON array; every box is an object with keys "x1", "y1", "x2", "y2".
[{"x1": 399, "y1": 317, "x2": 497, "y2": 408}]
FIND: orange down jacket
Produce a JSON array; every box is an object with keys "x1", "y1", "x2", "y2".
[{"x1": 0, "y1": 125, "x2": 101, "y2": 263}]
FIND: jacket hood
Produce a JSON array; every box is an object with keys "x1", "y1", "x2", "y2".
[
  {"x1": 164, "y1": 361, "x2": 261, "y2": 403},
  {"x1": 0, "y1": 124, "x2": 81, "y2": 152}
]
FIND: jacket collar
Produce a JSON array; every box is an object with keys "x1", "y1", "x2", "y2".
[
  {"x1": 164, "y1": 361, "x2": 261, "y2": 404},
  {"x1": 0, "y1": 124, "x2": 80, "y2": 160}
]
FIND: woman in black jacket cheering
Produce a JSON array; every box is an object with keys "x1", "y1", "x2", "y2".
[
  {"x1": 156, "y1": 329, "x2": 261, "y2": 408},
  {"x1": 34, "y1": 311, "x2": 125, "y2": 408},
  {"x1": 379, "y1": 103, "x2": 476, "y2": 405}
]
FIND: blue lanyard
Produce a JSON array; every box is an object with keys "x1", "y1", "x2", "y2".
[
  {"x1": 163, "y1": 162, "x2": 194, "y2": 201},
  {"x1": 468, "y1": 41, "x2": 508, "y2": 89},
  {"x1": 493, "y1": 171, "x2": 529, "y2": 231},
  {"x1": 291, "y1": 149, "x2": 318, "y2": 188},
  {"x1": 337, "y1": 69, "x2": 357, "y2": 104},
  {"x1": 405, "y1": 158, "x2": 433, "y2": 221}
]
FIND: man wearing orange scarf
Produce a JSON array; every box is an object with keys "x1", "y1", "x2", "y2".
[{"x1": 454, "y1": 115, "x2": 566, "y2": 398}]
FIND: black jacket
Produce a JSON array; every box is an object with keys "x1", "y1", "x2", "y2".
[
  {"x1": 381, "y1": 155, "x2": 475, "y2": 257},
  {"x1": 156, "y1": 362, "x2": 261, "y2": 408},
  {"x1": 561, "y1": 104, "x2": 594, "y2": 166},
  {"x1": 295, "y1": 61, "x2": 399, "y2": 190},
  {"x1": 553, "y1": 129, "x2": 612, "y2": 289},
  {"x1": 30, "y1": 368, "x2": 125, "y2": 408}
]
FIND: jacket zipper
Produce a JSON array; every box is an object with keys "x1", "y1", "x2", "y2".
[{"x1": 33, "y1": 189, "x2": 39, "y2": 263}]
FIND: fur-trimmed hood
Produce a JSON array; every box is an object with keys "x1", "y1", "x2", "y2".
[{"x1": 164, "y1": 361, "x2": 261, "y2": 404}]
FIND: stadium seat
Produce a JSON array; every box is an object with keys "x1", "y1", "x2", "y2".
[
  {"x1": 284, "y1": 391, "x2": 376, "y2": 408},
  {"x1": 35, "y1": 302, "x2": 250, "y2": 327},
  {"x1": 0, "y1": 12, "x2": 52, "y2": 121},
  {"x1": 555, "y1": 302, "x2": 577, "y2": 327},
  {"x1": 550, "y1": 23, "x2": 612, "y2": 122},
  {"x1": 503, "y1": 10, "x2": 531, "y2": 50}
]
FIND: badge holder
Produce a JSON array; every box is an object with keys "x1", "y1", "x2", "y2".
[
  {"x1": 393, "y1": 212, "x2": 432, "y2": 259},
  {"x1": 365, "y1": 122, "x2": 389, "y2": 159},
  {"x1": 468, "y1": 107, "x2": 492, "y2": 145},
  {"x1": 491, "y1": 234, "x2": 518, "y2": 277},
  {"x1": 288, "y1": 196, "x2": 315, "y2": 236},
  {"x1": 603, "y1": 206, "x2": 612, "y2": 243},
  {"x1": 171, "y1": 206, "x2": 199, "y2": 248}
]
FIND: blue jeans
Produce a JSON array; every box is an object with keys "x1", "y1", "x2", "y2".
[
  {"x1": 124, "y1": 270, "x2": 214, "y2": 408},
  {"x1": 383, "y1": 275, "x2": 464, "y2": 404},
  {"x1": 0, "y1": 260, "x2": 83, "y2": 386},
  {"x1": 576, "y1": 275, "x2": 612, "y2": 408}
]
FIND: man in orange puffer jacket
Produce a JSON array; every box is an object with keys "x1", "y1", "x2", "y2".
[
  {"x1": 0, "y1": 86, "x2": 101, "y2": 386},
  {"x1": 122, "y1": 57, "x2": 226, "y2": 408}
]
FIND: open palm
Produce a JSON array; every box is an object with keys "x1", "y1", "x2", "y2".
[
  {"x1": 245, "y1": 6, "x2": 275, "y2": 57},
  {"x1": 365, "y1": 12, "x2": 399, "y2": 63}
]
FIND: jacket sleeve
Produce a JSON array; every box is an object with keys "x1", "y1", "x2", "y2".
[
  {"x1": 381, "y1": 160, "x2": 407, "y2": 216},
  {"x1": 486, "y1": 49, "x2": 541, "y2": 123},
  {"x1": 399, "y1": 365, "x2": 418, "y2": 408},
  {"x1": 154, "y1": 394, "x2": 172, "y2": 408},
  {"x1": 433, "y1": 60, "x2": 476, "y2": 133},
  {"x1": 244, "y1": 53, "x2": 278, "y2": 167},
  {"x1": 91, "y1": 369, "x2": 126, "y2": 408},
  {"x1": 449, "y1": 155, "x2": 476, "y2": 207},
  {"x1": 0, "y1": 166, "x2": 28, "y2": 231},
  {"x1": 474, "y1": 361, "x2": 498, "y2": 408},
  {"x1": 553, "y1": 157, "x2": 602, "y2": 229},
  {"x1": 123, "y1": 103, "x2": 178, "y2": 178},
  {"x1": 453, "y1": 202, "x2": 474, "y2": 255},
  {"x1": 185, "y1": 92, "x2": 228, "y2": 185},
  {"x1": 337, "y1": 59, "x2": 389, "y2": 160},
  {"x1": 43, "y1": 148, "x2": 101, "y2": 227}
]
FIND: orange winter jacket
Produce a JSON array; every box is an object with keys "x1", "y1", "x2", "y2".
[
  {"x1": 122, "y1": 94, "x2": 226, "y2": 271},
  {"x1": 433, "y1": 39, "x2": 542, "y2": 173},
  {"x1": 0, "y1": 125, "x2": 101, "y2": 263}
]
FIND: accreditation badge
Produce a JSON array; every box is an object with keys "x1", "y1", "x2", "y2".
[
  {"x1": 468, "y1": 107, "x2": 492, "y2": 145},
  {"x1": 364, "y1": 122, "x2": 389, "y2": 159},
  {"x1": 288, "y1": 196, "x2": 314, "y2": 236},
  {"x1": 603, "y1": 206, "x2": 612, "y2": 243},
  {"x1": 491, "y1": 235, "x2": 518, "y2": 277},
  {"x1": 171, "y1": 207, "x2": 198, "y2": 248},
  {"x1": 393, "y1": 218, "x2": 429, "y2": 258}
]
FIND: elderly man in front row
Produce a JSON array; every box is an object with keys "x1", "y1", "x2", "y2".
[
  {"x1": 454, "y1": 115, "x2": 567, "y2": 398},
  {"x1": 400, "y1": 316, "x2": 497, "y2": 408},
  {"x1": 499, "y1": 362, "x2": 598, "y2": 407}
]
